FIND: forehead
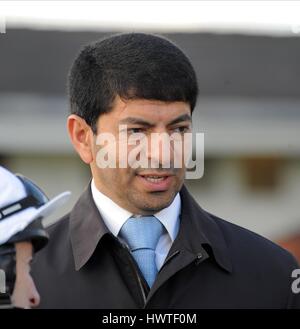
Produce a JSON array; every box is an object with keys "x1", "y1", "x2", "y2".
[{"x1": 110, "y1": 97, "x2": 191, "y2": 122}]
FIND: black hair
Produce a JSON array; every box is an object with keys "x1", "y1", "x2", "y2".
[{"x1": 68, "y1": 32, "x2": 199, "y2": 134}]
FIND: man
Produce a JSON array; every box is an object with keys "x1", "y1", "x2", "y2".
[
  {"x1": 32, "y1": 32, "x2": 300, "y2": 308},
  {"x1": 0, "y1": 166, "x2": 70, "y2": 308}
]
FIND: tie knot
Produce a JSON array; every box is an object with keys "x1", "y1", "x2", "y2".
[{"x1": 119, "y1": 215, "x2": 164, "y2": 251}]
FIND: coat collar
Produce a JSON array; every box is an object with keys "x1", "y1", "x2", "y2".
[
  {"x1": 70, "y1": 183, "x2": 232, "y2": 273},
  {"x1": 70, "y1": 183, "x2": 110, "y2": 271},
  {"x1": 177, "y1": 184, "x2": 232, "y2": 273}
]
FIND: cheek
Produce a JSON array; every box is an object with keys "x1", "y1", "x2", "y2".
[{"x1": 97, "y1": 167, "x2": 134, "y2": 186}]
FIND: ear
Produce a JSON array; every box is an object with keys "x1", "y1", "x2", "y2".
[{"x1": 67, "y1": 114, "x2": 94, "y2": 164}]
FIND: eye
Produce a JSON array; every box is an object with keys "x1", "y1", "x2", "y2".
[
  {"x1": 172, "y1": 126, "x2": 190, "y2": 133},
  {"x1": 128, "y1": 127, "x2": 144, "y2": 134}
]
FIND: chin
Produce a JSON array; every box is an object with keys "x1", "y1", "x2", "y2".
[{"x1": 137, "y1": 192, "x2": 175, "y2": 212}]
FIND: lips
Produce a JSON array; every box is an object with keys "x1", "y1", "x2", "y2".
[
  {"x1": 142, "y1": 176, "x2": 166, "y2": 183},
  {"x1": 136, "y1": 172, "x2": 174, "y2": 191}
]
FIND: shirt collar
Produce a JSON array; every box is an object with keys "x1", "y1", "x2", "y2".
[
  {"x1": 91, "y1": 179, "x2": 132, "y2": 237},
  {"x1": 153, "y1": 194, "x2": 180, "y2": 242},
  {"x1": 91, "y1": 179, "x2": 181, "y2": 242}
]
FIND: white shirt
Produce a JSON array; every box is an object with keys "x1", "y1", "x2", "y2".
[{"x1": 91, "y1": 179, "x2": 181, "y2": 270}]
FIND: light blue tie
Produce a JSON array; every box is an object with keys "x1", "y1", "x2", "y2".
[{"x1": 119, "y1": 216, "x2": 164, "y2": 288}]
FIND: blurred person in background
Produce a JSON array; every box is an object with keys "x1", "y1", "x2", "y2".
[
  {"x1": 0, "y1": 166, "x2": 70, "y2": 308},
  {"x1": 32, "y1": 32, "x2": 300, "y2": 309}
]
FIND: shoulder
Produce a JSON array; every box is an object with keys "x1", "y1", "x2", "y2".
[
  {"x1": 207, "y1": 212, "x2": 300, "y2": 308},
  {"x1": 33, "y1": 213, "x2": 72, "y2": 269},
  {"x1": 206, "y1": 210, "x2": 299, "y2": 296},
  {"x1": 208, "y1": 211, "x2": 298, "y2": 268},
  {"x1": 46, "y1": 213, "x2": 71, "y2": 242}
]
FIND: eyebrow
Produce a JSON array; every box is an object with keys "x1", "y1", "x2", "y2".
[
  {"x1": 168, "y1": 114, "x2": 192, "y2": 126},
  {"x1": 119, "y1": 114, "x2": 192, "y2": 127}
]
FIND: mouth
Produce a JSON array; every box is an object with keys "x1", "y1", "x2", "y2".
[{"x1": 136, "y1": 172, "x2": 174, "y2": 191}]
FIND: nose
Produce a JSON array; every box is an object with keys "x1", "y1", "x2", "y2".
[{"x1": 146, "y1": 131, "x2": 175, "y2": 168}]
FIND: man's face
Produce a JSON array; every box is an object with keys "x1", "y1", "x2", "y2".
[
  {"x1": 11, "y1": 241, "x2": 40, "y2": 308},
  {"x1": 91, "y1": 97, "x2": 192, "y2": 215}
]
